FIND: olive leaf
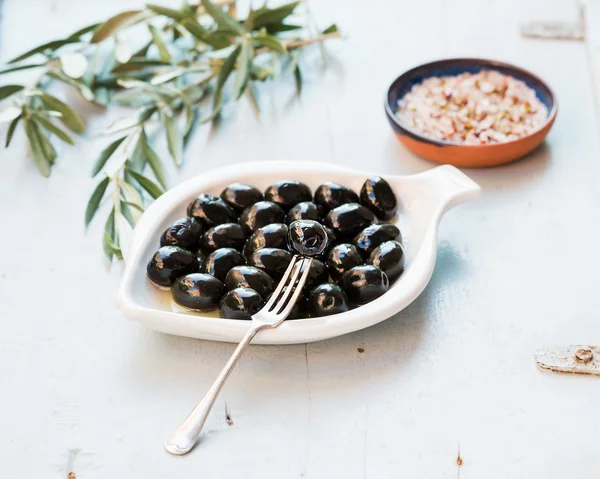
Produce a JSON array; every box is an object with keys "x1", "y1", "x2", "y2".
[
  {"x1": 148, "y1": 25, "x2": 172, "y2": 63},
  {"x1": 111, "y1": 58, "x2": 166, "y2": 73},
  {"x1": 0, "y1": 106, "x2": 21, "y2": 123},
  {"x1": 146, "y1": 3, "x2": 189, "y2": 21},
  {"x1": 0, "y1": 85, "x2": 24, "y2": 102},
  {"x1": 164, "y1": 112, "x2": 183, "y2": 166},
  {"x1": 68, "y1": 23, "x2": 101, "y2": 40},
  {"x1": 34, "y1": 115, "x2": 74, "y2": 145},
  {"x1": 246, "y1": 1, "x2": 300, "y2": 30},
  {"x1": 91, "y1": 10, "x2": 145, "y2": 43},
  {"x1": 141, "y1": 134, "x2": 168, "y2": 189},
  {"x1": 127, "y1": 169, "x2": 164, "y2": 199},
  {"x1": 233, "y1": 40, "x2": 252, "y2": 99},
  {"x1": 24, "y1": 120, "x2": 52, "y2": 176},
  {"x1": 85, "y1": 176, "x2": 110, "y2": 226},
  {"x1": 201, "y1": 0, "x2": 247, "y2": 35},
  {"x1": 253, "y1": 34, "x2": 287, "y2": 54},
  {"x1": 0, "y1": 63, "x2": 47, "y2": 75},
  {"x1": 5, "y1": 115, "x2": 21, "y2": 147},
  {"x1": 38, "y1": 93, "x2": 86, "y2": 134},
  {"x1": 47, "y1": 71, "x2": 96, "y2": 102},
  {"x1": 103, "y1": 208, "x2": 121, "y2": 260},
  {"x1": 91, "y1": 136, "x2": 126, "y2": 176},
  {"x1": 8, "y1": 39, "x2": 79, "y2": 64},
  {"x1": 322, "y1": 24, "x2": 339, "y2": 34}
]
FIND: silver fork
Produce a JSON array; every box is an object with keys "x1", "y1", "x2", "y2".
[{"x1": 165, "y1": 254, "x2": 313, "y2": 455}]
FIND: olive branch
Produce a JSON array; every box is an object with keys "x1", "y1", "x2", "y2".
[{"x1": 0, "y1": 0, "x2": 340, "y2": 260}]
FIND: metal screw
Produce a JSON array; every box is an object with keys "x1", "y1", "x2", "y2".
[{"x1": 574, "y1": 348, "x2": 593, "y2": 363}]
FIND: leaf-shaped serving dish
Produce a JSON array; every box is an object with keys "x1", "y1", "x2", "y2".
[{"x1": 117, "y1": 161, "x2": 480, "y2": 345}]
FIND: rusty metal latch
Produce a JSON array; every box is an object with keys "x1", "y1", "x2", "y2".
[{"x1": 535, "y1": 345, "x2": 600, "y2": 376}]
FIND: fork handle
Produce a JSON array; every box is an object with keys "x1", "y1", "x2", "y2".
[{"x1": 165, "y1": 323, "x2": 262, "y2": 455}]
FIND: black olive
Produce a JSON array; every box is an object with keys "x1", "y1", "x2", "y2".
[
  {"x1": 341, "y1": 265, "x2": 389, "y2": 305},
  {"x1": 324, "y1": 203, "x2": 376, "y2": 240},
  {"x1": 367, "y1": 240, "x2": 405, "y2": 281},
  {"x1": 360, "y1": 176, "x2": 397, "y2": 221},
  {"x1": 243, "y1": 223, "x2": 288, "y2": 257},
  {"x1": 172, "y1": 273, "x2": 224, "y2": 311},
  {"x1": 224, "y1": 265, "x2": 275, "y2": 299},
  {"x1": 266, "y1": 287, "x2": 308, "y2": 319},
  {"x1": 201, "y1": 248, "x2": 245, "y2": 281},
  {"x1": 147, "y1": 246, "x2": 198, "y2": 288},
  {"x1": 287, "y1": 220, "x2": 329, "y2": 256},
  {"x1": 304, "y1": 258, "x2": 329, "y2": 289},
  {"x1": 316, "y1": 226, "x2": 337, "y2": 260},
  {"x1": 220, "y1": 183, "x2": 264, "y2": 213},
  {"x1": 327, "y1": 243, "x2": 363, "y2": 281},
  {"x1": 307, "y1": 283, "x2": 349, "y2": 317},
  {"x1": 286, "y1": 201, "x2": 324, "y2": 224},
  {"x1": 352, "y1": 224, "x2": 402, "y2": 258},
  {"x1": 160, "y1": 217, "x2": 203, "y2": 251},
  {"x1": 264, "y1": 180, "x2": 312, "y2": 212},
  {"x1": 200, "y1": 223, "x2": 247, "y2": 253},
  {"x1": 239, "y1": 201, "x2": 285, "y2": 233},
  {"x1": 248, "y1": 247, "x2": 292, "y2": 279},
  {"x1": 219, "y1": 288, "x2": 264, "y2": 319},
  {"x1": 314, "y1": 182, "x2": 359, "y2": 211},
  {"x1": 187, "y1": 193, "x2": 237, "y2": 227}
]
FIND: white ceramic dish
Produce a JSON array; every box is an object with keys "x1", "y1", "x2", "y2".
[{"x1": 116, "y1": 161, "x2": 480, "y2": 345}]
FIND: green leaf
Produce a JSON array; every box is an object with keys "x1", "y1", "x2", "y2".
[
  {"x1": 128, "y1": 132, "x2": 147, "y2": 172},
  {"x1": 0, "y1": 63, "x2": 46, "y2": 75},
  {"x1": 146, "y1": 3, "x2": 188, "y2": 21},
  {"x1": 217, "y1": 43, "x2": 241, "y2": 89},
  {"x1": 148, "y1": 25, "x2": 172, "y2": 63},
  {"x1": 68, "y1": 23, "x2": 101, "y2": 40},
  {"x1": 138, "y1": 105, "x2": 158, "y2": 123},
  {"x1": 85, "y1": 176, "x2": 110, "y2": 226},
  {"x1": 104, "y1": 116, "x2": 140, "y2": 135},
  {"x1": 35, "y1": 122, "x2": 57, "y2": 164},
  {"x1": 112, "y1": 89, "x2": 155, "y2": 107},
  {"x1": 46, "y1": 71, "x2": 95, "y2": 102},
  {"x1": 8, "y1": 39, "x2": 79, "y2": 64},
  {"x1": 120, "y1": 201, "x2": 137, "y2": 227},
  {"x1": 0, "y1": 85, "x2": 24, "y2": 102},
  {"x1": 200, "y1": 89, "x2": 223, "y2": 124},
  {"x1": 103, "y1": 208, "x2": 119, "y2": 261},
  {"x1": 5, "y1": 115, "x2": 21, "y2": 147},
  {"x1": 233, "y1": 40, "x2": 252, "y2": 99},
  {"x1": 322, "y1": 24, "x2": 339, "y2": 34},
  {"x1": 35, "y1": 115, "x2": 74, "y2": 145},
  {"x1": 253, "y1": 34, "x2": 287, "y2": 54},
  {"x1": 24, "y1": 120, "x2": 51, "y2": 176},
  {"x1": 290, "y1": 53, "x2": 302, "y2": 95},
  {"x1": 38, "y1": 93, "x2": 86, "y2": 134},
  {"x1": 91, "y1": 136, "x2": 126, "y2": 176},
  {"x1": 127, "y1": 169, "x2": 164, "y2": 199},
  {"x1": 103, "y1": 230, "x2": 123, "y2": 260},
  {"x1": 142, "y1": 135, "x2": 168, "y2": 189},
  {"x1": 121, "y1": 200, "x2": 145, "y2": 214},
  {"x1": 111, "y1": 58, "x2": 166, "y2": 73},
  {"x1": 201, "y1": 0, "x2": 247, "y2": 35},
  {"x1": 265, "y1": 23, "x2": 301, "y2": 34},
  {"x1": 91, "y1": 10, "x2": 145, "y2": 44},
  {"x1": 180, "y1": 18, "x2": 207, "y2": 39},
  {"x1": 246, "y1": 2, "x2": 300, "y2": 30},
  {"x1": 164, "y1": 113, "x2": 183, "y2": 166},
  {"x1": 183, "y1": 106, "x2": 199, "y2": 147}
]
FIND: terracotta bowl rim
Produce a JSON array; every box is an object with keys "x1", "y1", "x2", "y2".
[{"x1": 384, "y1": 57, "x2": 558, "y2": 149}]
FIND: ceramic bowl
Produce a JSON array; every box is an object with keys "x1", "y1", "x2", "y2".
[
  {"x1": 385, "y1": 58, "x2": 557, "y2": 168},
  {"x1": 116, "y1": 161, "x2": 480, "y2": 345}
]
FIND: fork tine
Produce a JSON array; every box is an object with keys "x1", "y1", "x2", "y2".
[
  {"x1": 263, "y1": 254, "x2": 300, "y2": 311},
  {"x1": 272, "y1": 258, "x2": 305, "y2": 314},
  {"x1": 278, "y1": 257, "x2": 313, "y2": 318}
]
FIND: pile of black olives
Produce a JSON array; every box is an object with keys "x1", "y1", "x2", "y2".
[{"x1": 147, "y1": 177, "x2": 405, "y2": 320}]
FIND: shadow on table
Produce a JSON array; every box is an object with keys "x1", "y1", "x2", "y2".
[{"x1": 128, "y1": 241, "x2": 469, "y2": 398}]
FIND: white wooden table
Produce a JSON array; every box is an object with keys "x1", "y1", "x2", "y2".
[{"x1": 2, "y1": 0, "x2": 600, "y2": 477}]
